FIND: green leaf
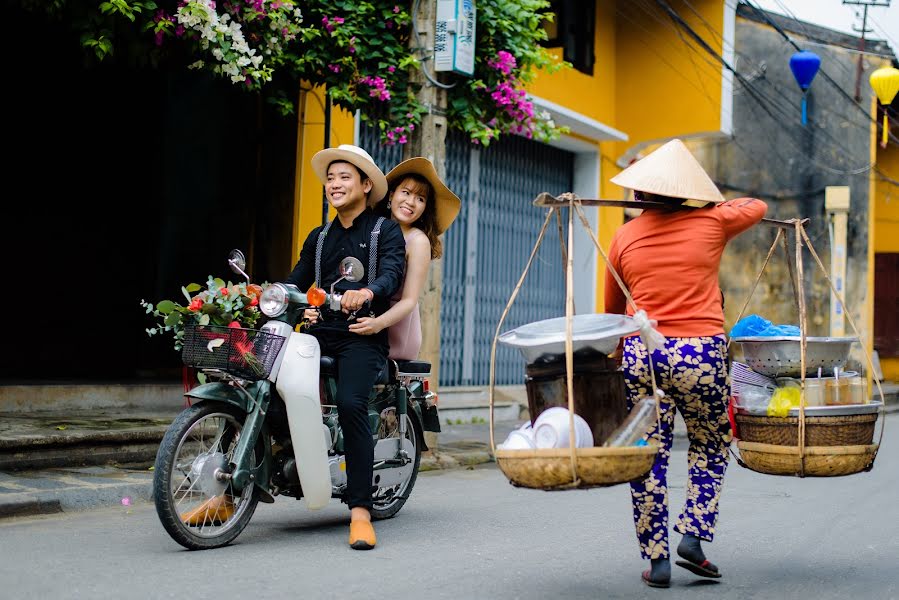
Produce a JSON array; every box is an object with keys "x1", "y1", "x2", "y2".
[
  {"x1": 164, "y1": 312, "x2": 182, "y2": 327},
  {"x1": 185, "y1": 283, "x2": 202, "y2": 293},
  {"x1": 157, "y1": 300, "x2": 176, "y2": 314},
  {"x1": 198, "y1": 314, "x2": 210, "y2": 326}
]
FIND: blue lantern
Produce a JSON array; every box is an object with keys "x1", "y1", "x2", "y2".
[{"x1": 789, "y1": 50, "x2": 821, "y2": 125}]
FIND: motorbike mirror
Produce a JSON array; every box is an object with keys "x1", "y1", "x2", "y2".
[
  {"x1": 339, "y1": 257, "x2": 364, "y2": 283},
  {"x1": 228, "y1": 249, "x2": 250, "y2": 283}
]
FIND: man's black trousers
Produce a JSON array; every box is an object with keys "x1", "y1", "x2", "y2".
[{"x1": 312, "y1": 328, "x2": 387, "y2": 510}]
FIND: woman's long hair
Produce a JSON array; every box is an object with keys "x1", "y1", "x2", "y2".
[{"x1": 378, "y1": 174, "x2": 443, "y2": 259}]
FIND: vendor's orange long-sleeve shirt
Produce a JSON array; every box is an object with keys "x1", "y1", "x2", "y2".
[{"x1": 604, "y1": 198, "x2": 768, "y2": 337}]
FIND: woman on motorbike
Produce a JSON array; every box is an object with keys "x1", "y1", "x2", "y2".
[{"x1": 348, "y1": 158, "x2": 460, "y2": 359}]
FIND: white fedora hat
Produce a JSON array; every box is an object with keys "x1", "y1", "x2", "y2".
[
  {"x1": 311, "y1": 144, "x2": 388, "y2": 203},
  {"x1": 384, "y1": 157, "x2": 461, "y2": 235},
  {"x1": 610, "y1": 139, "x2": 725, "y2": 205}
]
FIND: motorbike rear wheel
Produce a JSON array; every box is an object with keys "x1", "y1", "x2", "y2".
[
  {"x1": 371, "y1": 411, "x2": 422, "y2": 520},
  {"x1": 153, "y1": 402, "x2": 261, "y2": 550}
]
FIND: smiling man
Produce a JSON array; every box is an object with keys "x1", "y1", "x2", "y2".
[{"x1": 285, "y1": 144, "x2": 405, "y2": 550}]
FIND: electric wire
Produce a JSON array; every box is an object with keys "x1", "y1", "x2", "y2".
[
  {"x1": 679, "y1": 0, "x2": 885, "y2": 139},
  {"x1": 643, "y1": 0, "x2": 880, "y2": 175},
  {"x1": 742, "y1": 0, "x2": 899, "y2": 144},
  {"x1": 411, "y1": 0, "x2": 457, "y2": 89},
  {"x1": 627, "y1": 0, "x2": 868, "y2": 178}
]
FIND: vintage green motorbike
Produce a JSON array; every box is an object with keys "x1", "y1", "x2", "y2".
[{"x1": 153, "y1": 250, "x2": 440, "y2": 550}]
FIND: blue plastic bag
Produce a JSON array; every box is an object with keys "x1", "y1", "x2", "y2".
[
  {"x1": 729, "y1": 315, "x2": 772, "y2": 337},
  {"x1": 730, "y1": 315, "x2": 801, "y2": 338}
]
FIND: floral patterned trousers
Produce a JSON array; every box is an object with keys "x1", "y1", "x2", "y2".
[{"x1": 622, "y1": 335, "x2": 731, "y2": 560}]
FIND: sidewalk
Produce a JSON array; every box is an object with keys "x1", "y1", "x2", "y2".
[
  {"x1": 0, "y1": 410, "x2": 518, "y2": 519},
  {"x1": 2, "y1": 383, "x2": 896, "y2": 519}
]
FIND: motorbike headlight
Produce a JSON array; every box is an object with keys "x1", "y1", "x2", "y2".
[{"x1": 260, "y1": 283, "x2": 289, "y2": 317}]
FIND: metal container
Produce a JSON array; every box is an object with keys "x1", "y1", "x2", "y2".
[
  {"x1": 498, "y1": 314, "x2": 640, "y2": 364},
  {"x1": 734, "y1": 400, "x2": 881, "y2": 417},
  {"x1": 731, "y1": 336, "x2": 857, "y2": 377}
]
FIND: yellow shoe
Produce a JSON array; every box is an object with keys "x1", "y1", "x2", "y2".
[
  {"x1": 349, "y1": 519, "x2": 377, "y2": 550},
  {"x1": 180, "y1": 495, "x2": 235, "y2": 526}
]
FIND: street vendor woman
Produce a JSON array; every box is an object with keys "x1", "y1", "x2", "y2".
[{"x1": 604, "y1": 139, "x2": 767, "y2": 588}]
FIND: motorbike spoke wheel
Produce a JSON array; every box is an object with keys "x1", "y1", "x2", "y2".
[
  {"x1": 371, "y1": 411, "x2": 421, "y2": 520},
  {"x1": 153, "y1": 402, "x2": 260, "y2": 550}
]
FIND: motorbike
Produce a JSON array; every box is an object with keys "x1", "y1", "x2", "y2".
[{"x1": 153, "y1": 250, "x2": 440, "y2": 550}]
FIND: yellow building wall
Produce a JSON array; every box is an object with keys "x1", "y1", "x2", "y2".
[
  {"x1": 292, "y1": 85, "x2": 355, "y2": 265},
  {"x1": 874, "y1": 135, "x2": 899, "y2": 380},
  {"x1": 293, "y1": 2, "x2": 727, "y2": 311},
  {"x1": 613, "y1": 0, "x2": 724, "y2": 154}
]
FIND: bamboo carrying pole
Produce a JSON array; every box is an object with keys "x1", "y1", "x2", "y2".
[{"x1": 531, "y1": 193, "x2": 886, "y2": 477}]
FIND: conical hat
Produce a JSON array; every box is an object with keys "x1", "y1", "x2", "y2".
[{"x1": 610, "y1": 139, "x2": 725, "y2": 204}]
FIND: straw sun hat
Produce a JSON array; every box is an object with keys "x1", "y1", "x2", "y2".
[
  {"x1": 311, "y1": 144, "x2": 389, "y2": 203},
  {"x1": 384, "y1": 157, "x2": 461, "y2": 235},
  {"x1": 610, "y1": 138, "x2": 725, "y2": 206}
]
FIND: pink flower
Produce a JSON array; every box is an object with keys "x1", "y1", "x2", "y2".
[
  {"x1": 398, "y1": 135, "x2": 408, "y2": 144},
  {"x1": 388, "y1": 65, "x2": 396, "y2": 73},
  {"x1": 333, "y1": 16, "x2": 345, "y2": 24},
  {"x1": 328, "y1": 63, "x2": 341, "y2": 73},
  {"x1": 393, "y1": 5, "x2": 400, "y2": 12},
  {"x1": 386, "y1": 21, "x2": 393, "y2": 29},
  {"x1": 409, "y1": 123, "x2": 415, "y2": 131}
]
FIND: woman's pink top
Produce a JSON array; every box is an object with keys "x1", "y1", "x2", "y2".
[{"x1": 388, "y1": 233, "x2": 423, "y2": 360}]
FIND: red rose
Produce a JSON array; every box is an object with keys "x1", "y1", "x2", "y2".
[
  {"x1": 228, "y1": 321, "x2": 242, "y2": 329},
  {"x1": 188, "y1": 298, "x2": 204, "y2": 311}
]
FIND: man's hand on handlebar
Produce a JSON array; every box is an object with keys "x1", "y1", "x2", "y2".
[
  {"x1": 341, "y1": 288, "x2": 373, "y2": 314},
  {"x1": 303, "y1": 308, "x2": 319, "y2": 324}
]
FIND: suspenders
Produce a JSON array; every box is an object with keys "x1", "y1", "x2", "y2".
[{"x1": 314, "y1": 216, "x2": 386, "y2": 289}]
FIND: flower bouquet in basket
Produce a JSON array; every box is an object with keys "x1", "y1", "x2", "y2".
[{"x1": 140, "y1": 277, "x2": 269, "y2": 377}]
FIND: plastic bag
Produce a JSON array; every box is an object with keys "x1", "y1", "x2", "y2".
[
  {"x1": 730, "y1": 315, "x2": 801, "y2": 338},
  {"x1": 767, "y1": 386, "x2": 801, "y2": 417},
  {"x1": 729, "y1": 315, "x2": 772, "y2": 337}
]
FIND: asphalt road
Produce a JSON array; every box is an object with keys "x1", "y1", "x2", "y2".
[{"x1": 2, "y1": 415, "x2": 897, "y2": 600}]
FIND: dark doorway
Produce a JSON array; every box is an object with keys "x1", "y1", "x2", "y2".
[{"x1": 3, "y1": 5, "x2": 297, "y2": 382}]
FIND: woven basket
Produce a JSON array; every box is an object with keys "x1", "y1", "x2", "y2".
[
  {"x1": 494, "y1": 445, "x2": 658, "y2": 490},
  {"x1": 736, "y1": 441, "x2": 878, "y2": 477},
  {"x1": 734, "y1": 413, "x2": 876, "y2": 446}
]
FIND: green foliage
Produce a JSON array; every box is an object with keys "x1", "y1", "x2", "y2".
[
  {"x1": 140, "y1": 278, "x2": 265, "y2": 351},
  {"x1": 19, "y1": 0, "x2": 569, "y2": 146}
]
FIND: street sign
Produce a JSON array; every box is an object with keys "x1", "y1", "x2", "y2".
[{"x1": 434, "y1": 0, "x2": 476, "y2": 76}]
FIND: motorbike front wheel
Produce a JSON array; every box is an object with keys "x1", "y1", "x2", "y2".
[
  {"x1": 153, "y1": 402, "x2": 261, "y2": 550},
  {"x1": 371, "y1": 409, "x2": 422, "y2": 520}
]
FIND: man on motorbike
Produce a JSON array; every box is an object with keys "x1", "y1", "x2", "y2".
[{"x1": 285, "y1": 144, "x2": 405, "y2": 550}]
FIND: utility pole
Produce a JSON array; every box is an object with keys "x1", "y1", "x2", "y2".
[
  {"x1": 407, "y1": 0, "x2": 449, "y2": 447},
  {"x1": 842, "y1": 0, "x2": 890, "y2": 101}
]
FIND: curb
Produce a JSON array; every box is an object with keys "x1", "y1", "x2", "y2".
[{"x1": 0, "y1": 467, "x2": 154, "y2": 519}]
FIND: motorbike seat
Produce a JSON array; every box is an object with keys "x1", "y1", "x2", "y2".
[
  {"x1": 395, "y1": 360, "x2": 431, "y2": 375},
  {"x1": 320, "y1": 356, "x2": 337, "y2": 375}
]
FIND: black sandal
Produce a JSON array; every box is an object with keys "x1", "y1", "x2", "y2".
[
  {"x1": 675, "y1": 558, "x2": 722, "y2": 579},
  {"x1": 642, "y1": 569, "x2": 671, "y2": 588}
]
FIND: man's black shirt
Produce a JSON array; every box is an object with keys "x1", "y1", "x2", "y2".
[{"x1": 286, "y1": 208, "x2": 405, "y2": 331}]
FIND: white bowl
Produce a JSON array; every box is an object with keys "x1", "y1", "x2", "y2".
[
  {"x1": 498, "y1": 421, "x2": 537, "y2": 450},
  {"x1": 532, "y1": 407, "x2": 593, "y2": 448}
]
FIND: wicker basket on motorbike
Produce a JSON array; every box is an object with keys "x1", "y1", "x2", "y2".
[{"x1": 182, "y1": 323, "x2": 286, "y2": 380}]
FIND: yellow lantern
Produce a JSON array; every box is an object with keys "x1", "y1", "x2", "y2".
[{"x1": 869, "y1": 66, "x2": 899, "y2": 148}]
